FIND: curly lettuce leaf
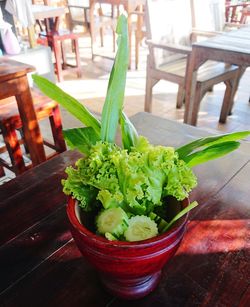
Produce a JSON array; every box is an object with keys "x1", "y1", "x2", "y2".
[{"x1": 62, "y1": 166, "x2": 99, "y2": 211}]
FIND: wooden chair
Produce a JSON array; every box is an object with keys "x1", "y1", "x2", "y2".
[
  {"x1": 89, "y1": 1, "x2": 118, "y2": 59},
  {"x1": 130, "y1": 5, "x2": 146, "y2": 70},
  {"x1": 39, "y1": 29, "x2": 82, "y2": 82},
  {"x1": 67, "y1": 0, "x2": 90, "y2": 32},
  {"x1": 145, "y1": 0, "x2": 241, "y2": 125},
  {"x1": 225, "y1": 1, "x2": 250, "y2": 24},
  {"x1": 0, "y1": 89, "x2": 66, "y2": 177}
]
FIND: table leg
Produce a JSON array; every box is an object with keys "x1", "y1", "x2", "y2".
[
  {"x1": 15, "y1": 76, "x2": 46, "y2": 166},
  {"x1": 184, "y1": 48, "x2": 206, "y2": 125}
]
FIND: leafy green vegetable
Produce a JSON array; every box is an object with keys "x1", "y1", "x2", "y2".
[
  {"x1": 101, "y1": 14, "x2": 129, "y2": 143},
  {"x1": 120, "y1": 111, "x2": 138, "y2": 150},
  {"x1": 176, "y1": 131, "x2": 250, "y2": 166},
  {"x1": 185, "y1": 141, "x2": 240, "y2": 167},
  {"x1": 32, "y1": 74, "x2": 101, "y2": 135},
  {"x1": 62, "y1": 138, "x2": 197, "y2": 217},
  {"x1": 63, "y1": 127, "x2": 100, "y2": 155}
]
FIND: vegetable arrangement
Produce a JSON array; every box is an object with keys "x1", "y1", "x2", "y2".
[{"x1": 33, "y1": 15, "x2": 250, "y2": 242}]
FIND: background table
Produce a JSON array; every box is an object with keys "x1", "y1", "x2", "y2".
[
  {"x1": 184, "y1": 26, "x2": 250, "y2": 125},
  {"x1": 0, "y1": 112, "x2": 249, "y2": 306}
]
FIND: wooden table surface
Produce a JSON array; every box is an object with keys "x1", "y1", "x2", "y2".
[
  {"x1": 0, "y1": 112, "x2": 249, "y2": 306},
  {"x1": 184, "y1": 25, "x2": 250, "y2": 125},
  {"x1": 0, "y1": 58, "x2": 46, "y2": 166}
]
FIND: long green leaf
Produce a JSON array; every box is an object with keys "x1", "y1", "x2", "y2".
[
  {"x1": 63, "y1": 127, "x2": 100, "y2": 155},
  {"x1": 32, "y1": 74, "x2": 101, "y2": 135},
  {"x1": 185, "y1": 141, "x2": 240, "y2": 167},
  {"x1": 101, "y1": 14, "x2": 129, "y2": 143},
  {"x1": 162, "y1": 201, "x2": 198, "y2": 232},
  {"x1": 120, "y1": 111, "x2": 138, "y2": 150},
  {"x1": 176, "y1": 131, "x2": 250, "y2": 159}
]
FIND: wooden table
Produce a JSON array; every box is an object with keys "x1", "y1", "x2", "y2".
[
  {"x1": 1, "y1": 112, "x2": 249, "y2": 306},
  {"x1": 89, "y1": 0, "x2": 145, "y2": 69},
  {"x1": 0, "y1": 58, "x2": 46, "y2": 166},
  {"x1": 184, "y1": 26, "x2": 250, "y2": 125}
]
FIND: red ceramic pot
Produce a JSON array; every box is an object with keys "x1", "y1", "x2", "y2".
[{"x1": 67, "y1": 197, "x2": 189, "y2": 300}]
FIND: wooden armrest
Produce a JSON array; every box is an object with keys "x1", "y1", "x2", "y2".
[{"x1": 146, "y1": 40, "x2": 191, "y2": 55}]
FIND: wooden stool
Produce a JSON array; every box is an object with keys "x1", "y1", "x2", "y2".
[
  {"x1": 40, "y1": 30, "x2": 82, "y2": 82},
  {"x1": 0, "y1": 90, "x2": 67, "y2": 176}
]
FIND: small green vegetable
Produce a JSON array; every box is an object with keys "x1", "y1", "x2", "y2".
[
  {"x1": 124, "y1": 215, "x2": 158, "y2": 242},
  {"x1": 96, "y1": 207, "x2": 129, "y2": 238}
]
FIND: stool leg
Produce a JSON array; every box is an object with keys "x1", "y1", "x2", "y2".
[
  {"x1": 53, "y1": 38, "x2": 63, "y2": 82},
  {"x1": 49, "y1": 105, "x2": 67, "y2": 153},
  {"x1": 73, "y1": 38, "x2": 82, "y2": 78},
  {"x1": 1, "y1": 120, "x2": 26, "y2": 175},
  {"x1": 61, "y1": 40, "x2": 67, "y2": 70}
]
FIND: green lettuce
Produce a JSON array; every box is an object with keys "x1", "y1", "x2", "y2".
[{"x1": 62, "y1": 137, "x2": 197, "y2": 215}]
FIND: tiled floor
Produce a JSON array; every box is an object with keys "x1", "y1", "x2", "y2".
[{"x1": 1, "y1": 31, "x2": 250, "y2": 183}]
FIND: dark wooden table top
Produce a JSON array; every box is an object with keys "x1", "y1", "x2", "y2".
[
  {"x1": 0, "y1": 58, "x2": 34, "y2": 83},
  {"x1": 0, "y1": 112, "x2": 249, "y2": 307}
]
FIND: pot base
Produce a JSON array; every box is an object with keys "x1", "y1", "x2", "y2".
[{"x1": 101, "y1": 271, "x2": 161, "y2": 300}]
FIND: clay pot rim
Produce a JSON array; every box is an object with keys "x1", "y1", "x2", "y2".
[{"x1": 67, "y1": 196, "x2": 189, "y2": 248}]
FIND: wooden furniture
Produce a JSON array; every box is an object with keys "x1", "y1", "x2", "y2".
[
  {"x1": 67, "y1": 0, "x2": 90, "y2": 32},
  {"x1": 0, "y1": 59, "x2": 47, "y2": 167},
  {"x1": 239, "y1": 4, "x2": 250, "y2": 24},
  {"x1": 0, "y1": 89, "x2": 66, "y2": 176},
  {"x1": 0, "y1": 112, "x2": 249, "y2": 305},
  {"x1": 33, "y1": 4, "x2": 82, "y2": 82},
  {"x1": 39, "y1": 30, "x2": 82, "y2": 82},
  {"x1": 89, "y1": 0, "x2": 145, "y2": 69},
  {"x1": 131, "y1": 4, "x2": 146, "y2": 69},
  {"x1": 184, "y1": 26, "x2": 250, "y2": 125},
  {"x1": 144, "y1": 0, "x2": 240, "y2": 122},
  {"x1": 225, "y1": 1, "x2": 250, "y2": 23},
  {"x1": 32, "y1": 4, "x2": 66, "y2": 33}
]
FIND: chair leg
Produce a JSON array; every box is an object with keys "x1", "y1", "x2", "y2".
[
  {"x1": 135, "y1": 33, "x2": 140, "y2": 70},
  {"x1": 61, "y1": 41, "x2": 67, "y2": 70},
  {"x1": 49, "y1": 105, "x2": 67, "y2": 153},
  {"x1": 73, "y1": 38, "x2": 82, "y2": 78},
  {"x1": 1, "y1": 121, "x2": 26, "y2": 175},
  {"x1": 53, "y1": 39, "x2": 63, "y2": 82},
  {"x1": 145, "y1": 74, "x2": 158, "y2": 113},
  {"x1": 100, "y1": 28, "x2": 104, "y2": 47},
  {"x1": 176, "y1": 86, "x2": 185, "y2": 109}
]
